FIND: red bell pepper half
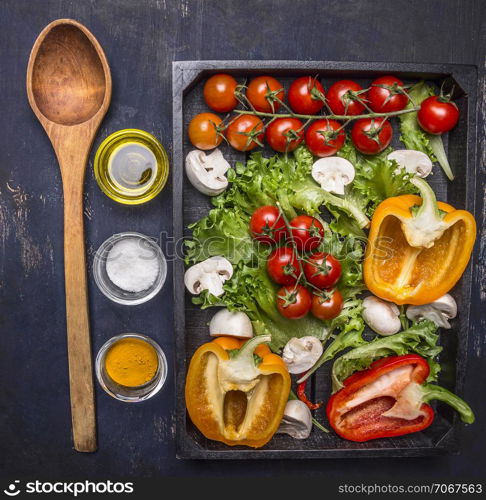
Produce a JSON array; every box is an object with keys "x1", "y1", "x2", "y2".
[{"x1": 327, "y1": 354, "x2": 474, "y2": 442}]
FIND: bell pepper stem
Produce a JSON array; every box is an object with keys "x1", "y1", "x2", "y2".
[
  {"x1": 236, "y1": 335, "x2": 271, "y2": 362},
  {"x1": 422, "y1": 384, "x2": 475, "y2": 424},
  {"x1": 402, "y1": 177, "x2": 449, "y2": 248},
  {"x1": 410, "y1": 177, "x2": 441, "y2": 220}
]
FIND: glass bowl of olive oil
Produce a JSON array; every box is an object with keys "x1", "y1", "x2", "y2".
[{"x1": 94, "y1": 129, "x2": 169, "y2": 204}]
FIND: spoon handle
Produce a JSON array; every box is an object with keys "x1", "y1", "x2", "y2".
[{"x1": 59, "y1": 147, "x2": 97, "y2": 453}]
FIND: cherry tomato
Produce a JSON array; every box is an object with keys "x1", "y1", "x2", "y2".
[
  {"x1": 367, "y1": 76, "x2": 409, "y2": 113},
  {"x1": 289, "y1": 215, "x2": 324, "y2": 252},
  {"x1": 249, "y1": 205, "x2": 287, "y2": 245},
  {"x1": 188, "y1": 113, "x2": 223, "y2": 150},
  {"x1": 246, "y1": 76, "x2": 284, "y2": 113},
  {"x1": 311, "y1": 290, "x2": 343, "y2": 320},
  {"x1": 265, "y1": 117, "x2": 304, "y2": 153},
  {"x1": 304, "y1": 119, "x2": 345, "y2": 157},
  {"x1": 226, "y1": 114, "x2": 264, "y2": 151},
  {"x1": 351, "y1": 118, "x2": 392, "y2": 155},
  {"x1": 277, "y1": 285, "x2": 312, "y2": 319},
  {"x1": 288, "y1": 76, "x2": 325, "y2": 114},
  {"x1": 304, "y1": 252, "x2": 342, "y2": 289},
  {"x1": 327, "y1": 80, "x2": 366, "y2": 116},
  {"x1": 417, "y1": 96, "x2": 460, "y2": 135},
  {"x1": 203, "y1": 73, "x2": 238, "y2": 112},
  {"x1": 267, "y1": 247, "x2": 299, "y2": 285}
]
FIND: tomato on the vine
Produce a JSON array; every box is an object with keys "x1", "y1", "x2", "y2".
[
  {"x1": 288, "y1": 76, "x2": 325, "y2": 114},
  {"x1": 188, "y1": 113, "x2": 223, "y2": 150},
  {"x1": 311, "y1": 290, "x2": 343, "y2": 320},
  {"x1": 246, "y1": 76, "x2": 284, "y2": 113},
  {"x1": 417, "y1": 96, "x2": 459, "y2": 135},
  {"x1": 304, "y1": 119, "x2": 345, "y2": 157},
  {"x1": 203, "y1": 73, "x2": 238, "y2": 113},
  {"x1": 351, "y1": 118, "x2": 392, "y2": 155},
  {"x1": 249, "y1": 205, "x2": 287, "y2": 244},
  {"x1": 277, "y1": 285, "x2": 312, "y2": 319},
  {"x1": 265, "y1": 117, "x2": 304, "y2": 153},
  {"x1": 327, "y1": 80, "x2": 366, "y2": 116},
  {"x1": 267, "y1": 247, "x2": 299, "y2": 285},
  {"x1": 367, "y1": 76, "x2": 409, "y2": 113},
  {"x1": 289, "y1": 215, "x2": 324, "y2": 252},
  {"x1": 226, "y1": 114, "x2": 264, "y2": 151},
  {"x1": 304, "y1": 252, "x2": 342, "y2": 289}
]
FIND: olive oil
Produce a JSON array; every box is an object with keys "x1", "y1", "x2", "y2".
[
  {"x1": 94, "y1": 129, "x2": 169, "y2": 205},
  {"x1": 108, "y1": 142, "x2": 157, "y2": 192}
]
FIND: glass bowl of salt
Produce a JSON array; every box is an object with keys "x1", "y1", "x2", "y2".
[{"x1": 93, "y1": 232, "x2": 167, "y2": 305}]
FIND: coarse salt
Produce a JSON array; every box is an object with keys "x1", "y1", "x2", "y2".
[{"x1": 106, "y1": 237, "x2": 160, "y2": 293}]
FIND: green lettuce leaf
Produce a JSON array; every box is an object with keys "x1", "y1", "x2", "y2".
[
  {"x1": 290, "y1": 177, "x2": 370, "y2": 238},
  {"x1": 186, "y1": 146, "x2": 368, "y2": 354},
  {"x1": 339, "y1": 140, "x2": 418, "y2": 214},
  {"x1": 184, "y1": 208, "x2": 255, "y2": 265},
  {"x1": 399, "y1": 81, "x2": 454, "y2": 180},
  {"x1": 331, "y1": 320, "x2": 441, "y2": 392},
  {"x1": 212, "y1": 146, "x2": 313, "y2": 219},
  {"x1": 320, "y1": 229, "x2": 364, "y2": 300},
  {"x1": 399, "y1": 81, "x2": 436, "y2": 159}
]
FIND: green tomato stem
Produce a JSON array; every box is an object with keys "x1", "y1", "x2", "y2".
[{"x1": 234, "y1": 106, "x2": 420, "y2": 122}]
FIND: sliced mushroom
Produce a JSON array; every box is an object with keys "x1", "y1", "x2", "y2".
[
  {"x1": 406, "y1": 293, "x2": 457, "y2": 329},
  {"x1": 282, "y1": 336, "x2": 323, "y2": 374},
  {"x1": 185, "y1": 148, "x2": 230, "y2": 196},
  {"x1": 184, "y1": 256, "x2": 233, "y2": 297},
  {"x1": 209, "y1": 308, "x2": 253, "y2": 339},
  {"x1": 362, "y1": 295, "x2": 401, "y2": 336},
  {"x1": 277, "y1": 400, "x2": 312, "y2": 439},
  {"x1": 311, "y1": 157, "x2": 355, "y2": 195},
  {"x1": 387, "y1": 150, "x2": 433, "y2": 178}
]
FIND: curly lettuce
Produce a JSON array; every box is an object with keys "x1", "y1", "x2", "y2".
[
  {"x1": 331, "y1": 320, "x2": 441, "y2": 392},
  {"x1": 399, "y1": 81, "x2": 454, "y2": 180},
  {"x1": 399, "y1": 81, "x2": 436, "y2": 159},
  {"x1": 186, "y1": 146, "x2": 366, "y2": 352},
  {"x1": 184, "y1": 208, "x2": 256, "y2": 265}
]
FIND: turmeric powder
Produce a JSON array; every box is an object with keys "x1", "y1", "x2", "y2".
[{"x1": 105, "y1": 337, "x2": 158, "y2": 387}]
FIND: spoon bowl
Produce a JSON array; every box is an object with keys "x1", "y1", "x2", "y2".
[
  {"x1": 26, "y1": 19, "x2": 112, "y2": 453},
  {"x1": 30, "y1": 24, "x2": 107, "y2": 125}
]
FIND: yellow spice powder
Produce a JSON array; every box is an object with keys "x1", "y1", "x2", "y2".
[{"x1": 105, "y1": 338, "x2": 158, "y2": 387}]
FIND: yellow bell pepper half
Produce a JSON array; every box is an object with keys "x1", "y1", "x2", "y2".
[
  {"x1": 364, "y1": 177, "x2": 476, "y2": 305},
  {"x1": 185, "y1": 335, "x2": 291, "y2": 448}
]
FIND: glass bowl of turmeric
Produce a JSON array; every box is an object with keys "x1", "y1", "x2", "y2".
[{"x1": 95, "y1": 333, "x2": 167, "y2": 402}]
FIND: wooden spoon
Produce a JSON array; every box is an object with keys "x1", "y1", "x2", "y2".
[{"x1": 26, "y1": 19, "x2": 112, "y2": 452}]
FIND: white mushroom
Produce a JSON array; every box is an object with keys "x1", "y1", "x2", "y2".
[
  {"x1": 184, "y1": 256, "x2": 233, "y2": 297},
  {"x1": 362, "y1": 295, "x2": 401, "y2": 336},
  {"x1": 209, "y1": 308, "x2": 253, "y2": 339},
  {"x1": 277, "y1": 400, "x2": 312, "y2": 439},
  {"x1": 282, "y1": 336, "x2": 323, "y2": 374},
  {"x1": 185, "y1": 148, "x2": 230, "y2": 196},
  {"x1": 387, "y1": 150, "x2": 433, "y2": 178},
  {"x1": 406, "y1": 293, "x2": 457, "y2": 329},
  {"x1": 311, "y1": 157, "x2": 355, "y2": 195}
]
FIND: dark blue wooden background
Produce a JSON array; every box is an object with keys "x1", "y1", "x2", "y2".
[{"x1": 1, "y1": 0, "x2": 485, "y2": 480}]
